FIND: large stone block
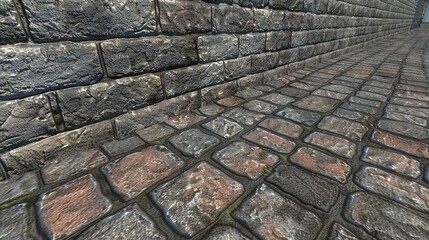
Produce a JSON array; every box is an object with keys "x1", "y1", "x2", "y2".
[
  {"x1": 0, "y1": 0, "x2": 27, "y2": 43},
  {"x1": 57, "y1": 74, "x2": 163, "y2": 128},
  {"x1": 101, "y1": 36, "x2": 198, "y2": 78},
  {"x1": 0, "y1": 42, "x2": 102, "y2": 100},
  {"x1": 22, "y1": 0, "x2": 157, "y2": 41},
  {"x1": 254, "y1": 8, "x2": 287, "y2": 31},
  {"x1": 266, "y1": 30, "x2": 292, "y2": 51},
  {"x1": 162, "y1": 62, "x2": 224, "y2": 97},
  {"x1": 224, "y1": 56, "x2": 251, "y2": 80},
  {"x1": 213, "y1": 4, "x2": 253, "y2": 33},
  {"x1": 197, "y1": 34, "x2": 239, "y2": 62},
  {"x1": 239, "y1": 33, "x2": 266, "y2": 56},
  {"x1": 252, "y1": 52, "x2": 279, "y2": 73},
  {"x1": 159, "y1": 0, "x2": 211, "y2": 33}
]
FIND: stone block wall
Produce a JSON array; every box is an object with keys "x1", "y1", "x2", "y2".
[{"x1": 0, "y1": 0, "x2": 427, "y2": 155}]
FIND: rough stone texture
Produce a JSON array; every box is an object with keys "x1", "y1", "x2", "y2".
[
  {"x1": 290, "y1": 147, "x2": 351, "y2": 183},
  {"x1": 327, "y1": 223, "x2": 360, "y2": 240},
  {"x1": 102, "y1": 146, "x2": 185, "y2": 200},
  {"x1": 201, "y1": 81, "x2": 239, "y2": 103},
  {"x1": 213, "y1": 141, "x2": 278, "y2": 180},
  {"x1": 159, "y1": 0, "x2": 211, "y2": 33},
  {"x1": 78, "y1": 204, "x2": 166, "y2": 240},
  {"x1": 41, "y1": 149, "x2": 109, "y2": 184},
  {"x1": 101, "y1": 137, "x2": 145, "y2": 157},
  {"x1": 243, "y1": 100, "x2": 278, "y2": 114},
  {"x1": 135, "y1": 124, "x2": 175, "y2": 142},
  {"x1": 239, "y1": 33, "x2": 265, "y2": 56},
  {"x1": 377, "y1": 119, "x2": 429, "y2": 140},
  {"x1": 202, "y1": 117, "x2": 244, "y2": 138},
  {"x1": 268, "y1": 165, "x2": 340, "y2": 212},
  {"x1": 312, "y1": 89, "x2": 348, "y2": 100},
  {"x1": 0, "y1": 42, "x2": 101, "y2": 99},
  {"x1": 169, "y1": 128, "x2": 220, "y2": 157},
  {"x1": 253, "y1": 8, "x2": 287, "y2": 31},
  {"x1": 349, "y1": 96, "x2": 381, "y2": 107},
  {"x1": 0, "y1": 95, "x2": 56, "y2": 151},
  {"x1": 217, "y1": 96, "x2": 245, "y2": 107},
  {"x1": 279, "y1": 87, "x2": 309, "y2": 98},
  {"x1": 293, "y1": 95, "x2": 340, "y2": 112},
  {"x1": 234, "y1": 184, "x2": 323, "y2": 240},
  {"x1": 355, "y1": 166, "x2": 429, "y2": 213},
  {"x1": 344, "y1": 192, "x2": 429, "y2": 240},
  {"x1": 199, "y1": 104, "x2": 225, "y2": 116},
  {"x1": 276, "y1": 106, "x2": 321, "y2": 125},
  {"x1": 266, "y1": 31, "x2": 292, "y2": 51},
  {"x1": 383, "y1": 111, "x2": 427, "y2": 127},
  {"x1": 101, "y1": 36, "x2": 198, "y2": 78},
  {"x1": 371, "y1": 130, "x2": 429, "y2": 158},
  {"x1": 341, "y1": 102, "x2": 378, "y2": 115},
  {"x1": 205, "y1": 226, "x2": 249, "y2": 240},
  {"x1": 151, "y1": 162, "x2": 244, "y2": 237},
  {"x1": 36, "y1": 174, "x2": 112, "y2": 239},
  {"x1": 222, "y1": 108, "x2": 265, "y2": 126},
  {"x1": 198, "y1": 34, "x2": 239, "y2": 63},
  {"x1": 58, "y1": 74, "x2": 163, "y2": 128},
  {"x1": 304, "y1": 132, "x2": 357, "y2": 159},
  {"x1": 259, "y1": 117, "x2": 303, "y2": 139},
  {"x1": 361, "y1": 147, "x2": 421, "y2": 178},
  {"x1": 259, "y1": 93, "x2": 294, "y2": 105},
  {"x1": 242, "y1": 127, "x2": 296, "y2": 153},
  {"x1": 0, "y1": 203, "x2": 41, "y2": 240},
  {"x1": 0, "y1": 0, "x2": 26, "y2": 43},
  {"x1": 165, "y1": 112, "x2": 206, "y2": 129},
  {"x1": 213, "y1": 5, "x2": 253, "y2": 33},
  {"x1": 235, "y1": 88, "x2": 264, "y2": 99},
  {"x1": 22, "y1": 0, "x2": 156, "y2": 41},
  {"x1": 334, "y1": 108, "x2": 370, "y2": 123},
  {"x1": 163, "y1": 62, "x2": 225, "y2": 97},
  {"x1": 224, "y1": 57, "x2": 251, "y2": 81},
  {"x1": 318, "y1": 116, "x2": 369, "y2": 141},
  {"x1": 0, "y1": 171, "x2": 40, "y2": 205}
]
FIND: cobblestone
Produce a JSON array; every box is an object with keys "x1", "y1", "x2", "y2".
[
  {"x1": 371, "y1": 130, "x2": 429, "y2": 158},
  {"x1": 304, "y1": 132, "x2": 357, "y2": 159},
  {"x1": 242, "y1": 128, "x2": 296, "y2": 153},
  {"x1": 165, "y1": 112, "x2": 206, "y2": 129},
  {"x1": 259, "y1": 93, "x2": 295, "y2": 105},
  {"x1": 221, "y1": 108, "x2": 265, "y2": 126},
  {"x1": 136, "y1": 124, "x2": 175, "y2": 143},
  {"x1": 102, "y1": 137, "x2": 145, "y2": 157},
  {"x1": 259, "y1": 117, "x2": 303, "y2": 139},
  {"x1": 169, "y1": 129, "x2": 220, "y2": 157},
  {"x1": 318, "y1": 116, "x2": 368, "y2": 141},
  {"x1": 243, "y1": 100, "x2": 278, "y2": 114},
  {"x1": 333, "y1": 108, "x2": 370, "y2": 123},
  {"x1": 276, "y1": 106, "x2": 321, "y2": 125},
  {"x1": 0, "y1": 171, "x2": 40, "y2": 205},
  {"x1": 202, "y1": 117, "x2": 243, "y2": 138},
  {"x1": 293, "y1": 95, "x2": 340, "y2": 112},
  {"x1": 377, "y1": 119, "x2": 429, "y2": 140},
  {"x1": 0, "y1": 204, "x2": 40, "y2": 240}
]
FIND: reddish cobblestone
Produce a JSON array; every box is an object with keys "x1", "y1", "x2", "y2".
[
  {"x1": 243, "y1": 128, "x2": 296, "y2": 154},
  {"x1": 293, "y1": 95, "x2": 340, "y2": 112},
  {"x1": 258, "y1": 117, "x2": 303, "y2": 139},
  {"x1": 304, "y1": 132, "x2": 357, "y2": 159},
  {"x1": 36, "y1": 175, "x2": 112, "y2": 239},
  {"x1": 217, "y1": 96, "x2": 245, "y2": 107},
  {"x1": 164, "y1": 112, "x2": 206, "y2": 129},
  {"x1": 318, "y1": 116, "x2": 368, "y2": 141},
  {"x1": 371, "y1": 130, "x2": 429, "y2": 158}
]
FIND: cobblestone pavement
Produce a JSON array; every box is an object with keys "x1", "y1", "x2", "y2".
[{"x1": 1, "y1": 27, "x2": 429, "y2": 239}]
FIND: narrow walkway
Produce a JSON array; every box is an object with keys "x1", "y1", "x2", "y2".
[{"x1": 1, "y1": 26, "x2": 429, "y2": 239}]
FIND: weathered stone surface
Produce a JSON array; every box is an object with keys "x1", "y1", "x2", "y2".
[
  {"x1": 159, "y1": 0, "x2": 211, "y2": 33},
  {"x1": 243, "y1": 128, "x2": 296, "y2": 153},
  {"x1": 327, "y1": 223, "x2": 359, "y2": 240},
  {"x1": 355, "y1": 166, "x2": 429, "y2": 212},
  {"x1": 276, "y1": 106, "x2": 321, "y2": 125},
  {"x1": 291, "y1": 31, "x2": 308, "y2": 47},
  {"x1": 239, "y1": 33, "x2": 266, "y2": 56},
  {"x1": 393, "y1": 90, "x2": 429, "y2": 102},
  {"x1": 383, "y1": 111, "x2": 427, "y2": 127},
  {"x1": 390, "y1": 97, "x2": 429, "y2": 108},
  {"x1": 165, "y1": 112, "x2": 206, "y2": 129},
  {"x1": 234, "y1": 184, "x2": 323, "y2": 239},
  {"x1": 290, "y1": 147, "x2": 351, "y2": 183},
  {"x1": 253, "y1": 8, "x2": 287, "y2": 31},
  {"x1": 202, "y1": 117, "x2": 243, "y2": 138},
  {"x1": 279, "y1": 87, "x2": 309, "y2": 98},
  {"x1": 213, "y1": 141, "x2": 278, "y2": 180},
  {"x1": 201, "y1": 81, "x2": 239, "y2": 103},
  {"x1": 305, "y1": 132, "x2": 357, "y2": 159},
  {"x1": 0, "y1": 42, "x2": 101, "y2": 99},
  {"x1": 243, "y1": 100, "x2": 278, "y2": 114},
  {"x1": 290, "y1": 82, "x2": 318, "y2": 91},
  {"x1": 102, "y1": 137, "x2": 145, "y2": 157},
  {"x1": 341, "y1": 102, "x2": 378, "y2": 115},
  {"x1": 349, "y1": 96, "x2": 381, "y2": 107},
  {"x1": 101, "y1": 36, "x2": 198, "y2": 78},
  {"x1": 235, "y1": 88, "x2": 264, "y2": 100},
  {"x1": 251, "y1": 52, "x2": 279, "y2": 73},
  {"x1": 259, "y1": 117, "x2": 303, "y2": 139},
  {"x1": 0, "y1": 204, "x2": 41, "y2": 240},
  {"x1": 205, "y1": 226, "x2": 248, "y2": 240},
  {"x1": 22, "y1": 0, "x2": 156, "y2": 41},
  {"x1": 78, "y1": 204, "x2": 166, "y2": 240},
  {"x1": 424, "y1": 166, "x2": 429, "y2": 183},
  {"x1": 321, "y1": 84, "x2": 354, "y2": 94},
  {"x1": 169, "y1": 129, "x2": 220, "y2": 157},
  {"x1": 198, "y1": 34, "x2": 239, "y2": 63},
  {"x1": 213, "y1": 5, "x2": 253, "y2": 33},
  {"x1": 259, "y1": 93, "x2": 294, "y2": 105},
  {"x1": 371, "y1": 130, "x2": 429, "y2": 158},
  {"x1": 224, "y1": 57, "x2": 251, "y2": 80},
  {"x1": 151, "y1": 162, "x2": 244, "y2": 237},
  {"x1": 312, "y1": 89, "x2": 348, "y2": 100},
  {"x1": 1, "y1": 120, "x2": 114, "y2": 177},
  {"x1": 163, "y1": 62, "x2": 225, "y2": 97},
  {"x1": 293, "y1": 95, "x2": 339, "y2": 112},
  {"x1": 41, "y1": 149, "x2": 109, "y2": 184},
  {"x1": 268, "y1": 165, "x2": 340, "y2": 212},
  {"x1": 0, "y1": 0, "x2": 26, "y2": 43},
  {"x1": 58, "y1": 74, "x2": 163, "y2": 128},
  {"x1": 136, "y1": 124, "x2": 175, "y2": 142},
  {"x1": 377, "y1": 119, "x2": 429, "y2": 140},
  {"x1": 356, "y1": 91, "x2": 388, "y2": 102},
  {"x1": 344, "y1": 192, "x2": 429, "y2": 240},
  {"x1": 36, "y1": 175, "x2": 112, "y2": 239},
  {"x1": 266, "y1": 31, "x2": 292, "y2": 51},
  {"x1": 222, "y1": 108, "x2": 265, "y2": 126},
  {"x1": 361, "y1": 147, "x2": 421, "y2": 178},
  {"x1": 217, "y1": 96, "x2": 245, "y2": 107},
  {"x1": 0, "y1": 95, "x2": 56, "y2": 151},
  {"x1": 0, "y1": 171, "x2": 40, "y2": 205},
  {"x1": 199, "y1": 104, "x2": 225, "y2": 116},
  {"x1": 240, "y1": 0, "x2": 268, "y2": 7},
  {"x1": 318, "y1": 116, "x2": 368, "y2": 141},
  {"x1": 103, "y1": 146, "x2": 184, "y2": 200},
  {"x1": 333, "y1": 108, "x2": 370, "y2": 123}
]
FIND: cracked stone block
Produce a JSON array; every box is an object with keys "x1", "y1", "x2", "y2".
[
  {"x1": 234, "y1": 184, "x2": 322, "y2": 240},
  {"x1": 217, "y1": 96, "x2": 245, "y2": 107},
  {"x1": 159, "y1": 0, "x2": 211, "y2": 33},
  {"x1": 377, "y1": 119, "x2": 429, "y2": 140},
  {"x1": 259, "y1": 93, "x2": 294, "y2": 105},
  {"x1": 276, "y1": 107, "x2": 321, "y2": 125},
  {"x1": 0, "y1": 204, "x2": 41, "y2": 240},
  {"x1": 239, "y1": 33, "x2": 265, "y2": 56},
  {"x1": 198, "y1": 34, "x2": 239, "y2": 63},
  {"x1": 213, "y1": 141, "x2": 278, "y2": 180},
  {"x1": 242, "y1": 128, "x2": 296, "y2": 153},
  {"x1": 268, "y1": 165, "x2": 340, "y2": 212},
  {"x1": 36, "y1": 175, "x2": 112, "y2": 239},
  {"x1": 266, "y1": 31, "x2": 292, "y2": 51},
  {"x1": 305, "y1": 132, "x2": 357, "y2": 159},
  {"x1": 293, "y1": 95, "x2": 339, "y2": 112},
  {"x1": 163, "y1": 62, "x2": 225, "y2": 97},
  {"x1": 169, "y1": 129, "x2": 220, "y2": 157},
  {"x1": 58, "y1": 74, "x2": 164, "y2": 128},
  {"x1": 371, "y1": 130, "x2": 429, "y2": 159},
  {"x1": 0, "y1": 171, "x2": 40, "y2": 205},
  {"x1": 213, "y1": 5, "x2": 253, "y2": 33},
  {"x1": 344, "y1": 192, "x2": 429, "y2": 240},
  {"x1": 224, "y1": 57, "x2": 251, "y2": 81},
  {"x1": 22, "y1": 0, "x2": 156, "y2": 41},
  {"x1": 205, "y1": 226, "x2": 249, "y2": 239},
  {"x1": 41, "y1": 149, "x2": 109, "y2": 184},
  {"x1": 258, "y1": 117, "x2": 303, "y2": 139},
  {"x1": 0, "y1": 42, "x2": 101, "y2": 100},
  {"x1": 222, "y1": 108, "x2": 265, "y2": 126},
  {"x1": 243, "y1": 100, "x2": 278, "y2": 114},
  {"x1": 101, "y1": 36, "x2": 198, "y2": 78},
  {"x1": 0, "y1": 0, "x2": 26, "y2": 43},
  {"x1": 290, "y1": 147, "x2": 351, "y2": 183},
  {"x1": 165, "y1": 112, "x2": 206, "y2": 129},
  {"x1": 202, "y1": 117, "x2": 243, "y2": 139},
  {"x1": 0, "y1": 95, "x2": 56, "y2": 151},
  {"x1": 253, "y1": 8, "x2": 287, "y2": 31},
  {"x1": 136, "y1": 124, "x2": 175, "y2": 142},
  {"x1": 102, "y1": 137, "x2": 145, "y2": 157},
  {"x1": 327, "y1": 223, "x2": 360, "y2": 240},
  {"x1": 355, "y1": 166, "x2": 429, "y2": 213},
  {"x1": 102, "y1": 146, "x2": 185, "y2": 200},
  {"x1": 318, "y1": 116, "x2": 368, "y2": 141},
  {"x1": 151, "y1": 162, "x2": 244, "y2": 237},
  {"x1": 78, "y1": 204, "x2": 166, "y2": 239}
]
